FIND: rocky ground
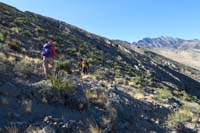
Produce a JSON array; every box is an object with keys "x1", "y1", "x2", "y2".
[{"x1": 1, "y1": 59, "x2": 200, "y2": 133}]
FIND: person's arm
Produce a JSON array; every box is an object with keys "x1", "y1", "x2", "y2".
[{"x1": 51, "y1": 46, "x2": 58, "y2": 58}]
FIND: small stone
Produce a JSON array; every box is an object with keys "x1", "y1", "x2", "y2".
[
  {"x1": 42, "y1": 97, "x2": 48, "y2": 103},
  {"x1": 155, "y1": 119, "x2": 160, "y2": 124},
  {"x1": 42, "y1": 126, "x2": 55, "y2": 133}
]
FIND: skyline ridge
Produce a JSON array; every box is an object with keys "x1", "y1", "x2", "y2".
[{"x1": 1, "y1": 0, "x2": 200, "y2": 42}]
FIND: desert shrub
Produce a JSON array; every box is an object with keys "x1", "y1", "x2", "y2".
[
  {"x1": 11, "y1": 27, "x2": 21, "y2": 33},
  {"x1": 0, "y1": 33, "x2": 4, "y2": 41},
  {"x1": 174, "y1": 90, "x2": 198, "y2": 102},
  {"x1": 0, "y1": 44, "x2": 9, "y2": 53},
  {"x1": 114, "y1": 77, "x2": 125, "y2": 84},
  {"x1": 37, "y1": 36, "x2": 46, "y2": 42},
  {"x1": 21, "y1": 30, "x2": 32, "y2": 37},
  {"x1": 181, "y1": 92, "x2": 195, "y2": 102},
  {"x1": 1, "y1": 28, "x2": 10, "y2": 37},
  {"x1": 128, "y1": 75, "x2": 142, "y2": 86},
  {"x1": 26, "y1": 126, "x2": 41, "y2": 133},
  {"x1": 0, "y1": 52, "x2": 7, "y2": 62},
  {"x1": 50, "y1": 75, "x2": 76, "y2": 92},
  {"x1": 89, "y1": 120, "x2": 102, "y2": 133},
  {"x1": 191, "y1": 105, "x2": 200, "y2": 118},
  {"x1": 66, "y1": 47, "x2": 77, "y2": 56},
  {"x1": 55, "y1": 60, "x2": 72, "y2": 74},
  {"x1": 155, "y1": 88, "x2": 172, "y2": 101},
  {"x1": 143, "y1": 77, "x2": 153, "y2": 86},
  {"x1": 165, "y1": 106, "x2": 193, "y2": 128},
  {"x1": 93, "y1": 68, "x2": 111, "y2": 80},
  {"x1": 87, "y1": 50, "x2": 104, "y2": 64},
  {"x1": 5, "y1": 126, "x2": 18, "y2": 133},
  {"x1": 14, "y1": 17, "x2": 29, "y2": 26},
  {"x1": 35, "y1": 27, "x2": 45, "y2": 34},
  {"x1": 131, "y1": 88, "x2": 145, "y2": 100},
  {"x1": 13, "y1": 59, "x2": 34, "y2": 78},
  {"x1": 5, "y1": 39, "x2": 21, "y2": 52}
]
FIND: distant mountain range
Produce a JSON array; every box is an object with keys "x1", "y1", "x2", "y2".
[{"x1": 133, "y1": 36, "x2": 200, "y2": 50}]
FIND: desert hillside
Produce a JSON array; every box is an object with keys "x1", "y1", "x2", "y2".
[
  {"x1": 1, "y1": 2, "x2": 200, "y2": 132},
  {"x1": 152, "y1": 48, "x2": 200, "y2": 70},
  {"x1": 133, "y1": 36, "x2": 200, "y2": 71}
]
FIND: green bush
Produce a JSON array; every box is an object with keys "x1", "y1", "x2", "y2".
[
  {"x1": 50, "y1": 75, "x2": 76, "y2": 92},
  {"x1": 0, "y1": 44, "x2": 9, "y2": 53},
  {"x1": 1, "y1": 29, "x2": 10, "y2": 37},
  {"x1": 156, "y1": 88, "x2": 172, "y2": 101},
  {"x1": 55, "y1": 60, "x2": 72, "y2": 74},
  {"x1": 22, "y1": 30, "x2": 32, "y2": 37},
  {"x1": 143, "y1": 77, "x2": 153, "y2": 86},
  {"x1": 37, "y1": 36, "x2": 46, "y2": 42},
  {"x1": 0, "y1": 33, "x2": 4, "y2": 41},
  {"x1": 14, "y1": 17, "x2": 29, "y2": 26},
  {"x1": 35, "y1": 27, "x2": 45, "y2": 34},
  {"x1": 165, "y1": 107, "x2": 193, "y2": 128},
  {"x1": 5, "y1": 39, "x2": 21, "y2": 52},
  {"x1": 181, "y1": 92, "x2": 194, "y2": 102},
  {"x1": 128, "y1": 76, "x2": 142, "y2": 86},
  {"x1": 11, "y1": 27, "x2": 20, "y2": 33}
]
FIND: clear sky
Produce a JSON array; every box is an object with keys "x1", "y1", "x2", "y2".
[{"x1": 1, "y1": 0, "x2": 200, "y2": 42}]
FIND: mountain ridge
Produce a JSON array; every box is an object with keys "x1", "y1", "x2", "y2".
[{"x1": 133, "y1": 36, "x2": 200, "y2": 50}]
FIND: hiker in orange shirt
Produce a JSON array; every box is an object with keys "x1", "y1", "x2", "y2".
[{"x1": 81, "y1": 59, "x2": 89, "y2": 75}]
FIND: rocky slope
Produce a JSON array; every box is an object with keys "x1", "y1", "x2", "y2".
[
  {"x1": 134, "y1": 36, "x2": 200, "y2": 50},
  {"x1": 1, "y1": 2, "x2": 200, "y2": 132},
  {"x1": 152, "y1": 49, "x2": 200, "y2": 70}
]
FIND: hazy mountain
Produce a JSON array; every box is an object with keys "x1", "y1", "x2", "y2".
[
  {"x1": 134, "y1": 36, "x2": 200, "y2": 50},
  {"x1": 1, "y1": 2, "x2": 200, "y2": 132}
]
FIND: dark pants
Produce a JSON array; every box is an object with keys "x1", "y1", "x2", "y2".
[{"x1": 82, "y1": 67, "x2": 88, "y2": 74}]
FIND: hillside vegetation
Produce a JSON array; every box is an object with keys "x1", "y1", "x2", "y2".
[{"x1": 1, "y1": 2, "x2": 200, "y2": 132}]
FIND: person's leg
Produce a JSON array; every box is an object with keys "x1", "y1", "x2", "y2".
[
  {"x1": 86, "y1": 66, "x2": 89, "y2": 74},
  {"x1": 48, "y1": 57, "x2": 55, "y2": 75},
  {"x1": 83, "y1": 67, "x2": 86, "y2": 75},
  {"x1": 81, "y1": 67, "x2": 84, "y2": 74},
  {"x1": 43, "y1": 56, "x2": 48, "y2": 78}
]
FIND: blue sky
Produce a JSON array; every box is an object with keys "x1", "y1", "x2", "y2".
[{"x1": 1, "y1": 0, "x2": 200, "y2": 42}]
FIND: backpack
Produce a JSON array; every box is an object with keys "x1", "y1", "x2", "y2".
[{"x1": 41, "y1": 43, "x2": 52, "y2": 57}]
